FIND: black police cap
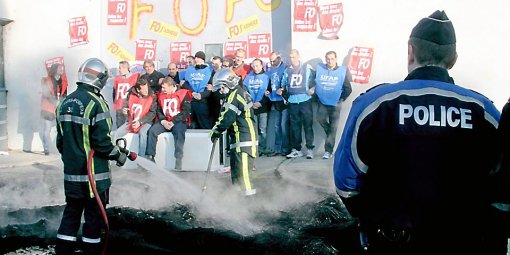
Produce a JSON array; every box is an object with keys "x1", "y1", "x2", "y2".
[{"x1": 410, "y1": 10, "x2": 456, "y2": 45}]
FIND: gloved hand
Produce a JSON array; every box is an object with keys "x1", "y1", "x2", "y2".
[
  {"x1": 210, "y1": 129, "x2": 222, "y2": 143},
  {"x1": 118, "y1": 146, "x2": 128, "y2": 154},
  {"x1": 116, "y1": 152, "x2": 127, "y2": 167},
  {"x1": 116, "y1": 146, "x2": 129, "y2": 154},
  {"x1": 108, "y1": 146, "x2": 127, "y2": 166},
  {"x1": 115, "y1": 140, "x2": 129, "y2": 154}
]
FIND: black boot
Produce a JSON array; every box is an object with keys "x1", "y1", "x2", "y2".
[
  {"x1": 55, "y1": 238, "x2": 76, "y2": 255},
  {"x1": 82, "y1": 242, "x2": 102, "y2": 255}
]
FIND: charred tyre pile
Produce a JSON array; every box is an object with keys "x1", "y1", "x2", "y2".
[{"x1": 0, "y1": 196, "x2": 361, "y2": 255}]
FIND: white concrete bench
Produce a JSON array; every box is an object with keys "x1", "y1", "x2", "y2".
[
  {"x1": 154, "y1": 129, "x2": 221, "y2": 171},
  {"x1": 119, "y1": 129, "x2": 222, "y2": 171}
]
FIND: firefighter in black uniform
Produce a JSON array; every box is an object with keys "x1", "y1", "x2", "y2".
[
  {"x1": 210, "y1": 68, "x2": 258, "y2": 196},
  {"x1": 333, "y1": 11, "x2": 502, "y2": 254},
  {"x1": 55, "y1": 58, "x2": 128, "y2": 255}
]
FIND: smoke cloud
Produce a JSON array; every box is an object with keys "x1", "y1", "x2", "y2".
[{"x1": 0, "y1": 156, "x2": 335, "y2": 237}]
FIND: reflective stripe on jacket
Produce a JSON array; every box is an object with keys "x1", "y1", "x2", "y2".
[
  {"x1": 212, "y1": 86, "x2": 258, "y2": 157},
  {"x1": 56, "y1": 85, "x2": 115, "y2": 199}
]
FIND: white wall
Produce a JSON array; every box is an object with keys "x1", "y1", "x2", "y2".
[
  {"x1": 3, "y1": 0, "x2": 100, "y2": 151},
  {"x1": 294, "y1": 0, "x2": 510, "y2": 107},
  {"x1": 2, "y1": 0, "x2": 510, "y2": 150},
  {"x1": 99, "y1": 0, "x2": 275, "y2": 67},
  {"x1": 292, "y1": 0, "x2": 510, "y2": 137}
]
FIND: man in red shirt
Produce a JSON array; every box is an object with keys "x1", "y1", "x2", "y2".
[
  {"x1": 145, "y1": 77, "x2": 191, "y2": 170},
  {"x1": 233, "y1": 48, "x2": 252, "y2": 79},
  {"x1": 112, "y1": 61, "x2": 139, "y2": 128},
  {"x1": 115, "y1": 78, "x2": 157, "y2": 157}
]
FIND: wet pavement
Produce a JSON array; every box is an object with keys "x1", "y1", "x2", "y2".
[{"x1": 0, "y1": 148, "x2": 355, "y2": 254}]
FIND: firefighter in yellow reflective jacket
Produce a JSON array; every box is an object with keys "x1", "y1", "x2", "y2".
[
  {"x1": 55, "y1": 58, "x2": 128, "y2": 255},
  {"x1": 210, "y1": 68, "x2": 258, "y2": 196}
]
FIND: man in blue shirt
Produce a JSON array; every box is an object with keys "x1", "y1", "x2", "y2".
[
  {"x1": 266, "y1": 51, "x2": 289, "y2": 156},
  {"x1": 244, "y1": 58, "x2": 271, "y2": 156},
  {"x1": 182, "y1": 51, "x2": 213, "y2": 129},
  {"x1": 280, "y1": 49, "x2": 315, "y2": 159},
  {"x1": 310, "y1": 50, "x2": 352, "y2": 159}
]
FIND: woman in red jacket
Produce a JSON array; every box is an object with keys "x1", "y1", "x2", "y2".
[{"x1": 40, "y1": 63, "x2": 67, "y2": 155}]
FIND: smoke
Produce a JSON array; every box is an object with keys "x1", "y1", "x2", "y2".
[
  {"x1": 0, "y1": 155, "x2": 335, "y2": 238},
  {"x1": 0, "y1": 166, "x2": 64, "y2": 210},
  {"x1": 109, "y1": 156, "x2": 332, "y2": 236},
  {"x1": 0, "y1": 162, "x2": 64, "y2": 227}
]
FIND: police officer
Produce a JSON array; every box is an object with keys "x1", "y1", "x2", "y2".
[
  {"x1": 487, "y1": 99, "x2": 510, "y2": 254},
  {"x1": 55, "y1": 58, "x2": 128, "y2": 255},
  {"x1": 210, "y1": 68, "x2": 258, "y2": 196},
  {"x1": 333, "y1": 11, "x2": 500, "y2": 254}
]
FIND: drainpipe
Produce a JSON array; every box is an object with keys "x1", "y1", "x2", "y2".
[{"x1": 0, "y1": 18, "x2": 13, "y2": 151}]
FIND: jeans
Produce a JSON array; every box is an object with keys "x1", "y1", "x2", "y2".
[
  {"x1": 254, "y1": 112, "x2": 268, "y2": 154},
  {"x1": 191, "y1": 101, "x2": 213, "y2": 129},
  {"x1": 114, "y1": 122, "x2": 151, "y2": 156},
  {"x1": 115, "y1": 110, "x2": 127, "y2": 129},
  {"x1": 316, "y1": 102, "x2": 341, "y2": 153},
  {"x1": 39, "y1": 118, "x2": 53, "y2": 153},
  {"x1": 288, "y1": 99, "x2": 314, "y2": 151},
  {"x1": 271, "y1": 106, "x2": 289, "y2": 154},
  {"x1": 145, "y1": 121, "x2": 187, "y2": 159}
]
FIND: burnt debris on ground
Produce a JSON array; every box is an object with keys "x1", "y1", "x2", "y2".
[{"x1": 0, "y1": 195, "x2": 361, "y2": 255}]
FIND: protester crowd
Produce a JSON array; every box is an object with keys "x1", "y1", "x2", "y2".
[{"x1": 105, "y1": 48, "x2": 353, "y2": 171}]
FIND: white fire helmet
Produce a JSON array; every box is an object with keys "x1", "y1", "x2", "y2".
[
  {"x1": 77, "y1": 58, "x2": 110, "y2": 90},
  {"x1": 212, "y1": 68, "x2": 240, "y2": 93}
]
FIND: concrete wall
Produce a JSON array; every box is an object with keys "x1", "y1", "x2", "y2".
[
  {"x1": 2, "y1": 0, "x2": 101, "y2": 151},
  {"x1": 1, "y1": 0, "x2": 510, "y2": 151},
  {"x1": 99, "y1": 1, "x2": 278, "y2": 67},
  {"x1": 291, "y1": 0, "x2": 510, "y2": 141},
  {"x1": 1, "y1": 0, "x2": 282, "y2": 151}
]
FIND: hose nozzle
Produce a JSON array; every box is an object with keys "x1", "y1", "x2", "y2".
[
  {"x1": 127, "y1": 151, "x2": 137, "y2": 161},
  {"x1": 115, "y1": 138, "x2": 137, "y2": 161}
]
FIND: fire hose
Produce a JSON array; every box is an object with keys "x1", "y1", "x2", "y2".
[
  {"x1": 86, "y1": 138, "x2": 137, "y2": 254},
  {"x1": 87, "y1": 149, "x2": 109, "y2": 231},
  {"x1": 86, "y1": 149, "x2": 109, "y2": 255}
]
